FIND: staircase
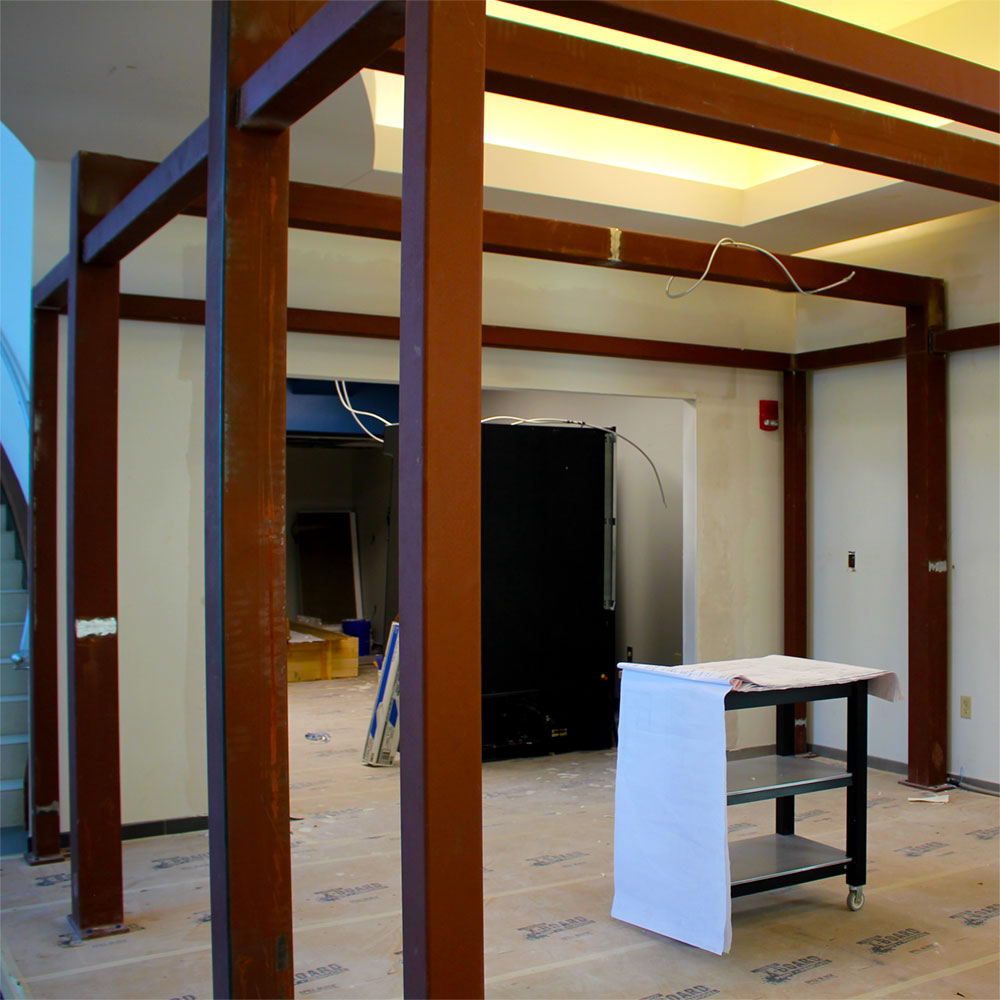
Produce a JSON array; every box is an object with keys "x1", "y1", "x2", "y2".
[{"x1": 1, "y1": 499, "x2": 29, "y2": 830}]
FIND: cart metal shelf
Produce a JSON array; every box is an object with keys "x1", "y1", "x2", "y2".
[
  {"x1": 727, "y1": 756, "x2": 850, "y2": 804},
  {"x1": 730, "y1": 834, "x2": 850, "y2": 896},
  {"x1": 724, "y1": 679, "x2": 868, "y2": 910}
]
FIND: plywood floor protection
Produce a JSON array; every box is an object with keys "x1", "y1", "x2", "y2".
[{"x1": 1, "y1": 667, "x2": 997, "y2": 999}]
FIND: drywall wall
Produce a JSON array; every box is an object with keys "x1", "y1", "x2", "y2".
[
  {"x1": 808, "y1": 360, "x2": 909, "y2": 763},
  {"x1": 796, "y1": 205, "x2": 999, "y2": 352},
  {"x1": 33, "y1": 155, "x2": 812, "y2": 827},
  {"x1": 54, "y1": 316, "x2": 209, "y2": 828},
  {"x1": 947, "y1": 346, "x2": 999, "y2": 784},
  {"x1": 117, "y1": 319, "x2": 207, "y2": 823},
  {"x1": 803, "y1": 208, "x2": 999, "y2": 782}
]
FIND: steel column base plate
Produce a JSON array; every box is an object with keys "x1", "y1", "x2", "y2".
[
  {"x1": 66, "y1": 915, "x2": 130, "y2": 940},
  {"x1": 898, "y1": 779, "x2": 953, "y2": 793},
  {"x1": 24, "y1": 849, "x2": 65, "y2": 867}
]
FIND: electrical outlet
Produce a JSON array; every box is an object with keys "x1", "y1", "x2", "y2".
[{"x1": 960, "y1": 695, "x2": 972, "y2": 719}]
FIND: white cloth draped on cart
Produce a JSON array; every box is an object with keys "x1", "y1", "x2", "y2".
[
  {"x1": 612, "y1": 669, "x2": 732, "y2": 954},
  {"x1": 611, "y1": 655, "x2": 901, "y2": 955}
]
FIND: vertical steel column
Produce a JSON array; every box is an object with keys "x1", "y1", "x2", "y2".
[
  {"x1": 398, "y1": 2, "x2": 486, "y2": 997},
  {"x1": 26, "y1": 307, "x2": 62, "y2": 865},
  {"x1": 783, "y1": 370, "x2": 808, "y2": 755},
  {"x1": 903, "y1": 293, "x2": 949, "y2": 789},
  {"x1": 66, "y1": 152, "x2": 127, "y2": 937},
  {"x1": 205, "y1": 2, "x2": 294, "y2": 995}
]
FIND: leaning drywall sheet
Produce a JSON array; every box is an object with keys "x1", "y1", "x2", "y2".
[{"x1": 1, "y1": 667, "x2": 997, "y2": 999}]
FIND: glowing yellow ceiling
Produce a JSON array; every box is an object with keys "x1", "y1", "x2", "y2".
[{"x1": 371, "y1": 0, "x2": 998, "y2": 191}]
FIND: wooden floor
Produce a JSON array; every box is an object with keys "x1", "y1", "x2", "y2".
[{"x1": 1, "y1": 667, "x2": 997, "y2": 999}]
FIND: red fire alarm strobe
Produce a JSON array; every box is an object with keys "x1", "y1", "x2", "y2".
[{"x1": 759, "y1": 400, "x2": 779, "y2": 431}]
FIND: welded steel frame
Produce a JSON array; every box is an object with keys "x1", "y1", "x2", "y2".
[
  {"x1": 510, "y1": 0, "x2": 999, "y2": 131},
  {"x1": 203, "y1": 3, "x2": 300, "y2": 995},
  {"x1": 25, "y1": 0, "x2": 998, "y2": 991},
  {"x1": 397, "y1": 6, "x2": 487, "y2": 995},
  {"x1": 370, "y1": 18, "x2": 999, "y2": 200},
  {"x1": 64, "y1": 151, "x2": 132, "y2": 940}
]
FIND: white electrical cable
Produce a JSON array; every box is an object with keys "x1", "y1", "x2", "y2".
[
  {"x1": 334, "y1": 380, "x2": 388, "y2": 443},
  {"x1": 328, "y1": 391, "x2": 669, "y2": 510},
  {"x1": 665, "y1": 237, "x2": 855, "y2": 299},
  {"x1": 482, "y1": 415, "x2": 667, "y2": 510}
]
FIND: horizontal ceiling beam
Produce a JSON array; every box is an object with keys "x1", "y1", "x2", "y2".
[
  {"x1": 237, "y1": 0, "x2": 405, "y2": 131},
  {"x1": 42, "y1": 288, "x2": 985, "y2": 367},
  {"x1": 32, "y1": 255, "x2": 70, "y2": 310},
  {"x1": 511, "y1": 1, "x2": 999, "y2": 132},
  {"x1": 185, "y1": 184, "x2": 933, "y2": 306},
  {"x1": 371, "y1": 19, "x2": 999, "y2": 201},
  {"x1": 933, "y1": 321, "x2": 999, "y2": 353},
  {"x1": 481, "y1": 322, "x2": 789, "y2": 370},
  {"x1": 115, "y1": 293, "x2": 790, "y2": 370},
  {"x1": 49, "y1": 153, "x2": 935, "y2": 311},
  {"x1": 794, "y1": 337, "x2": 906, "y2": 371},
  {"x1": 83, "y1": 123, "x2": 209, "y2": 266},
  {"x1": 261, "y1": 185, "x2": 939, "y2": 307}
]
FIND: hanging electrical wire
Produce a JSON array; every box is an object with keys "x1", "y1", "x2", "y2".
[
  {"x1": 665, "y1": 237, "x2": 855, "y2": 300},
  {"x1": 329, "y1": 387, "x2": 670, "y2": 511},
  {"x1": 334, "y1": 380, "x2": 390, "y2": 443},
  {"x1": 482, "y1": 415, "x2": 668, "y2": 509}
]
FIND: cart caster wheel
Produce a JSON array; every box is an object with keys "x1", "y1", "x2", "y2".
[{"x1": 847, "y1": 887, "x2": 865, "y2": 911}]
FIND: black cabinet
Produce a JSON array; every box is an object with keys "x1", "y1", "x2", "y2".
[
  {"x1": 481, "y1": 424, "x2": 617, "y2": 758},
  {"x1": 382, "y1": 423, "x2": 618, "y2": 759}
]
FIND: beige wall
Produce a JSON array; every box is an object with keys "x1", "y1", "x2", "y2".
[
  {"x1": 802, "y1": 208, "x2": 999, "y2": 781},
  {"x1": 38, "y1": 156, "x2": 998, "y2": 827}
]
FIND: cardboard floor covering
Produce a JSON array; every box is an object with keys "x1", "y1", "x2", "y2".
[{"x1": 1, "y1": 667, "x2": 997, "y2": 999}]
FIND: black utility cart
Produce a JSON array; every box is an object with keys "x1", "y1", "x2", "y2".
[{"x1": 725, "y1": 680, "x2": 868, "y2": 911}]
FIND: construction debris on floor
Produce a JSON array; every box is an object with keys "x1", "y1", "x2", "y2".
[{"x1": 1, "y1": 667, "x2": 997, "y2": 999}]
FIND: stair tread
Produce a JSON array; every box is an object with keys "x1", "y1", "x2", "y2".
[
  {"x1": 0, "y1": 733, "x2": 28, "y2": 745},
  {"x1": 0, "y1": 694, "x2": 29, "y2": 703},
  {"x1": 0, "y1": 778, "x2": 24, "y2": 792}
]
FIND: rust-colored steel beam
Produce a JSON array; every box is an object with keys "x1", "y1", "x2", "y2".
[
  {"x1": 286, "y1": 305, "x2": 398, "y2": 339},
  {"x1": 794, "y1": 338, "x2": 907, "y2": 371},
  {"x1": 237, "y1": 0, "x2": 405, "y2": 131},
  {"x1": 25, "y1": 308, "x2": 62, "y2": 866},
  {"x1": 116, "y1": 293, "x2": 996, "y2": 376},
  {"x1": 66, "y1": 151, "x2": 131, "y2": 939},
  {"x1": 502, "y1": 216, "x2": 932, "y2": 307},
  {"x1": 116, "y1": 293, "x2": 792, "y2": 369},
  {"x1": 934, "y1": 321, "x2": 1000, "y2": 353},
  {"x1": 184, "y1": 184, "x2": 934, "y2": 307},
  {"x1": 903, "y1": 289, "x2": 949, "y2": 790},
  {"x1": 83, "y1": 122, "x2": 209, "y2": 266},
  {"x1": 782, "y1": 370, "x2": 808, "y2": 754},
  {"x1": 205, "y1": 2, "x2": 295, "y2": 995},
  {"x1": 120, "y1": 293, "x2": 206, "y2": 327},
  {"x1": 483, "y1": 323, "x2": 791, "y2": 369},
  {"x1": 372, "y1": 20, "x2": 1000, "y2": 201},
  {"x1": 32, "y1": 256, "x2": 70, "y2": 312},
  {"x1": 512, "y1": 1, "x2": 1000, "y2": 132},
  {"x1": 398, "y1": 2, "x2": 486, "y2": 996}
]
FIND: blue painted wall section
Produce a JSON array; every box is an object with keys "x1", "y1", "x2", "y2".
[{"x1": 286, "y1": 379, "x2": 399, "y2": 437}]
